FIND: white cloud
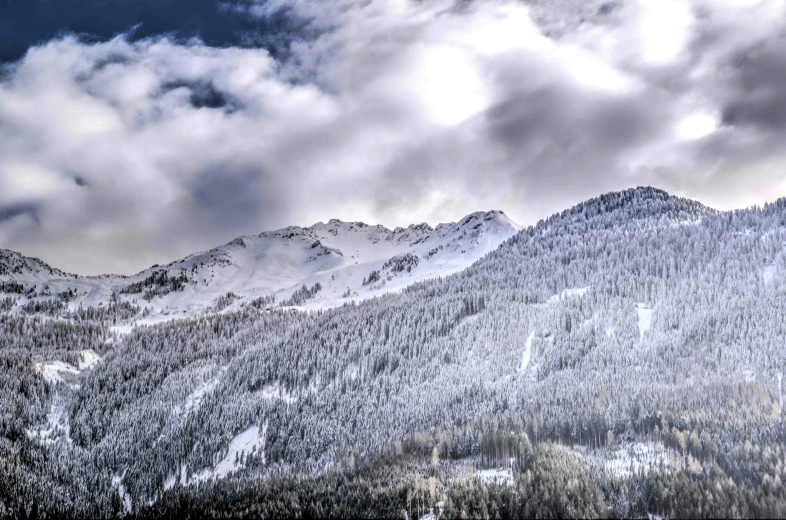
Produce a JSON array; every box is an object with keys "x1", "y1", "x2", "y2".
[
  {"x1": 1, "y1": 0, "x2": 786, "y2": 273},
  {"x1": 632, "y1": 0, "x2": 695, "y2": 66},
  {"x1": 676, "y1": 113, "x2": 719, "y2": 141}
]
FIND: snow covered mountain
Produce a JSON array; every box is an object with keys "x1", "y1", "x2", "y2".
[
  {"x1": 10, "y1": 187, "x2": 786, "y2": 517},
  {"x1": 0, "y1": 249, "x2": 75, "y2": 281},
  {"x1": 0, "y1": 210, "x2": 520, "y2": 318}
]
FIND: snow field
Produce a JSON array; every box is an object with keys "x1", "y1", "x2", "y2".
[
  {"x1": 578, "y1": 442, "x2": 670, "y2": 479},
  {"x1": 548, "y1": 286, "x2": 590, "y2": 304},
  {"x1": 475, "y1": 467, "x2": 516, "y2": 486},
  {"x1": 520, "y1": 330, "x2": 535, "y2": 373},
  {"x1": 3, "y1": 211, "x2": 520, "y2": 324},
  {"x1": 636, "y1": 303, "x2": 653, "y2": 339},
  {"x1": 171, "y1": 422, "x2": 269, "y2": 488}
]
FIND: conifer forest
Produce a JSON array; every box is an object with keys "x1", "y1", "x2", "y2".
[{"x1": 4, "y1": 188, "x2": 786, "y2": 518}]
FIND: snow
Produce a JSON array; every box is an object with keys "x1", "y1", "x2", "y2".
[
  {"x1": 26, "y1": 393, "x2": 72, "y2": 444},
  {"x1": 579, "y1": 442, "x2": 670, "y2": 478},
  {"x1": 637, "y1": 303, "x2": 653, "y2": 339},
  {"x1": 548, "y1": 286, "x2": 590, "y2": 303},
  {"x1": 345, "y1": 362, "x2": 359, "y2": 380},
  {"x1": 78, "y1": 350, "x2": 100, "y2": 370},
  {"x1": 417, "y1": 501, "x2": 444, "y2": 520},
  {"x1": 211, "y1": 424, "x2": 267, "y2": 477},
  {"x1": 475, "y1": 467, "x2": 515, "y2": 486},
  {"x1": 520, "y1": 330, "x2": 535, "y2": 373},
  {"x1": 258, "y1": 382, "x2": 297, "y2": 404},
  {"x1": 110, "y1": 324, "x2": 134, "y2": 336},
  {"x1": 172, "y1": 376, "x2": 221, "y2": 419},
  {"x1": 35, "y1": 360, "x2": 80, "y2": 384},
  {"x1": 34, "y1": 352, "x2": 100, "y2": 383},
  {"x1": 0, "y1": 248, "x2": 74, "y2": 281},
  {"x1": 112, "y1": 475, "x2": 133, "y2": 514},
  {"x1": 764, "y1": 264, "x2": 777, "y2": 287},
  {"x1": 163, "y1": 474, "x2": 177, "y2": 491},
  {"x1": 189, "y1": 423, "x2": 268, "y2": 484},
  {"x1": 1, "y1": 211, "x2": 520, "y2": 321},
  {"x1": 669, "y1": 217, "x2": 703, "y2": 228}
]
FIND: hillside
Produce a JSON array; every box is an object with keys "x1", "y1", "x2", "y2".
[{"x1": 4, "y1": 187, "x2": 786, "y2": 518}]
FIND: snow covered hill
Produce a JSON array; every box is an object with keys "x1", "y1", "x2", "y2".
[
  {"x1": 0, "y1": 249, "x2": 75, "y2": 281},
  {"x1": 0, "y1": 210, "x2": 520, "y2": 318},
  {"x1": 11, "y1": 187, "x2": 786, "y2": 517}
]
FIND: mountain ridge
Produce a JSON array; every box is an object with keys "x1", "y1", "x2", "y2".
[
  {"x1": 538, "y1": 186, "x2": 715, "y2": 228},
  {"x1": 0, "y1": 187, "x2": 753, "y2": 320},
  {"x1": 0, "y1": 209, "x2": 520, "y2": 318},
  {"x1": 7, "y1": 186, "x2": 786, "y2": 517}
]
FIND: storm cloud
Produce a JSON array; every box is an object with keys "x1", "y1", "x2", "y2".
[{"x1": 2, "y1": 0, "x2": 786, "y2": 274}]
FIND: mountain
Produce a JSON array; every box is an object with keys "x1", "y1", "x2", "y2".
[
  {"x1": 5, "y1": 187, "x2": 786, "y2": 518},
  {"x1": 0, "y1": 248, "x2": 75, "y2": 281},
  {"x1": 0, "y1": 210, "x2": 520, "y2": 319}
]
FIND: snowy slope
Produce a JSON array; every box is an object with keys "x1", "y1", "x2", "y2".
[
  {"x1": 0, "y1": 210, "x2": 520, "y2": 318},
  {"x1": 0, "y1": 249, "x2": 75, "y2": 281}
]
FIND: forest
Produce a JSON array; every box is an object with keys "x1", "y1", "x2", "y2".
[{"x1": 3, "y1": 187, "x2": 786, "y2": 518}]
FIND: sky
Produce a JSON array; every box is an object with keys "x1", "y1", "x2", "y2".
[{"x1": 2, "y1": 0, "x2": 786, "y2": 275}]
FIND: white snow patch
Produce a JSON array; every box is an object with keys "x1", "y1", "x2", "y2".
[
  {"x1": 163, "y1": 474, "x2": 177, "y2": 491},
  {"x1": 258, "y1": 382, "x2": 297, "y2": 404},
  {"x1": 78, "y1": 350, "x2": 101, "y2": 370},
  {"x1": 35, "y1": 361, "x2": 80, "y2": 384},
  {"x1": 110, "y1": 324, "x2": 134, "y2": 336},
  {"x1": 173, "y1": 377, "x2": 221, "y2": 419},
  {"x1": 344, "y1": 362, "x2": 359, "y2": 381},
  {"x1": 669, "y1": 217, "x2": 703, "y2": 228},
  {"x1": 579, "y1": 442, "x2": 670, "y2": 478},
  {"x1": 277, "y1": 305, "x2": 307, "y2": 313},
  {"x1": 419, "y1": 501, "x2": 445, "y2": 520},
  {"x1": 548, "y1": 286, "x2": 590, "y2": 304},
  {"x1": 112, "y1": 474, "x2": 133, "y2": 514},
  {"x1": 456, "y1": 313, "x2": 481, "y2": 328},
  {"x1": 35, "y1": 354, "x2": 99, "y2": 384},
  {"x1": 26, "y1": 393, "x2": 72, "y2": 444},
  {"x1": 190, "y1": 423, "x2": 268, "y2": 483},
  {"x1": 764, "y1": 264, "x2": 777, "y2": 287},
  {"x1": 520, "y1": 330, "x2": 535, "y2": 373},
  {"x1": 476, "y1": 467, "x2": 515, "y2": 486},
  {"x1": 179, "y1": 465, "x2": 188, "y2": 487},
  {"x1": 636, "y1": 304, "x2": 653, "y2": 339}
]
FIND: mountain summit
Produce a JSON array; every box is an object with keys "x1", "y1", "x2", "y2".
[
  {"x1": 0, "y1": 249, "x2": 74, "y2": 281},
  {"x1": 0, "y1": 210, "x2": 520, "y2": 317}
]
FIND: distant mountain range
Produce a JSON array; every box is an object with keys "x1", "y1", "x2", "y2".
[{"x1": 0, "y1": 210, "x2": 520, "y2": 319}]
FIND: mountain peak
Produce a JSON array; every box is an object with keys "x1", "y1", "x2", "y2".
[
  {"x1": 0, "y1": 209, "x2": 521, "y2": 316},
  {"x1": 550, "y1": 186, "x2": 713, "y2": 226},
  {"x1": 321, "y1": 218, "x2": 370, "y2": 228},
  {"x1": 0, "y1": 248, "x2": 74, "y2": 280}
]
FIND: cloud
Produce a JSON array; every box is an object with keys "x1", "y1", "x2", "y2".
[
  {"x1": 1, "y1": 0, "x2": 786, "y2": 273},
  {"x1": 191, "y1": 162, "x2": 285, "y2": 230},
  {"x1": 0, "y1": 203, "x2": 39, "y2": 225}
]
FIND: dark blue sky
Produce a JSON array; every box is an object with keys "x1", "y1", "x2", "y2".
[{"x1": 0, "y1": 0, "x2": 311, "y2": 63}]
